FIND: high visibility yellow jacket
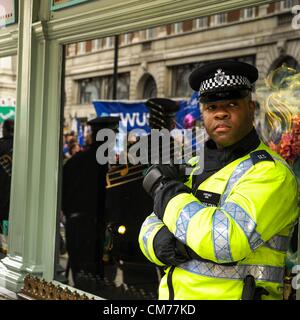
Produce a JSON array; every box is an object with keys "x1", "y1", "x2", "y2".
[{"x1": 139, "y1": 141, "x2": 299, "y2": 300}]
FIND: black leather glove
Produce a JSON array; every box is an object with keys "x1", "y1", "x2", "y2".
[
  {"x1": 143, "y1": 164, "x2": 179, "y2": 199},
  {"x1": 153, "y1": 226, "x2": 190, "y2": 266}
]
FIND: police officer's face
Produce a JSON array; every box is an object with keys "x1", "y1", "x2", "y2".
[{"x1": 202, "y1": 96, "x2": 255, "y2": 148}]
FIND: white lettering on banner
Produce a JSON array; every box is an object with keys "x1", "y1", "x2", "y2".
[
  {"x1": 109, "y1": 112, "x2": 148, "y2": 128},
  {"x1": 136, "y1": 113, "x2": 148, "y2": 126}
]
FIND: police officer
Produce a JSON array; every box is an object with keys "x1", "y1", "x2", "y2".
[
  {"x1": 139, "y1": 60, "x2": 299, "y2": 300},
  {"x1": 62, "y1": 116, "x2": 120, "y2": 286}
]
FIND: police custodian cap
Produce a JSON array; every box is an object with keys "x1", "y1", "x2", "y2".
[
  {"x1": 87, "y1": 116, "x2": 120, "y2": 131},
  {"x1": 189, "y1": 60, "x2": 259, "y2": 103}
]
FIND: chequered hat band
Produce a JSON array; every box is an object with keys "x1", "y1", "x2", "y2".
[{"x1": 199, "y1": 75, "x2": 251, "y2": 94}]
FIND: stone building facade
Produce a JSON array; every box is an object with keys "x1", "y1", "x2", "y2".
[{"x1": 64, "y1": 0, "x2": 300, "y2": 126}]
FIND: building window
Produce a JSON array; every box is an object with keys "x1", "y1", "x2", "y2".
[
  {"x1": 76, "y1": 42, "x2": 85, "y2": 55},
  {"x1": 92, "y1": 39, "x2": 104, "y2": 51},
  {"x1": 145, "y1": 27, "x2": 156, "y2": 40},
  {"x1": 214, "y1": 13, "x2": 227, "y2": 25},
  {"x1": 124, "y1": 33, "x2": 131, "y2": 45},
  {"x1": 143, "y1": 75, "x2": 157, "y2": 99},
  {"x1": 280, "y1": 0, "x2": 295, "y2": 10},
  {"x1": 243, "y1": 7, "x2": 255, "y2": 19},
  {"x1": 105, "y1": 37, "x2": 114, "y2": 49},
  {"x1": 195, "y1": 16, "x2": 208, "y2": 29},
  {"x1": 77, "y1": 73, "x2": 130, "y2": 104},
  {"x1": 174, "y1": 22, "x2": 183, "y2": 34},
  {"x1": 172, "y1": 63, "x2": 202, "y2": 98}
]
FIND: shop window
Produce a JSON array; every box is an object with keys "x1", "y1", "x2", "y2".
[{"x1": 0, "y1": 55, "x2": 17, "y2": 258}]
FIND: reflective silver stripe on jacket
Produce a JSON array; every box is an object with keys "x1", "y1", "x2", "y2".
[
  {"x1": 220, "y1": 158, "x2": 253, "y2": 206},
  {"x1": 141, "y1": 214, "x2": 162, "y2": 259},
  {"x1": 212, "y1": 210, "x2": 233, "y2": 262},
  {"x1": 178, "y1": 260, "x2": 284, "y2": 283},
  {"x1": 175, "y1": 201, "x2": 204, "y2": 243},
  {"x1": 142, "y1": 224, "x2": 157, "y2": 259},
  {"x1": 264, "y1": 235, "x2": 290, "y2": 252},
  {"x1": 222, "y1": 202, "x2": 264, "y2": 250},
  {"x1": 143, "y1": 214, "x2": 162, "y2": 227},
  {"x1": 218, "y1": 158, "x2": 263, "y2": 251}
]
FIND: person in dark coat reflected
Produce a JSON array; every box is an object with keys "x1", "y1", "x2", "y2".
[{"x1": 62, "y1": 116, "x2": 120, "y2": 286}]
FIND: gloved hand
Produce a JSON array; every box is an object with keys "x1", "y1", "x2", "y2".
[
  {"x1": 153, "y1": 226, "x2": 190, "y2": 266},
  {"x1": 143, "y1": 164, "x2": 179, "y2": 199}
]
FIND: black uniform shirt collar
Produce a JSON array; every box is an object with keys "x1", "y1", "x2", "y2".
[{"x1": 205, "y1": 127, "x2": 260, "y2": 167}]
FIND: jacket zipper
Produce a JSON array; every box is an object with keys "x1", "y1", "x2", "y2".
[{"x1": 167, "y1": 266, "x2": 175, "y2": 300}]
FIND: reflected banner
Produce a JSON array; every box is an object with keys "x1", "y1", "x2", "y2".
[{"x1": 92, "y1": 99, "x2": 199, "y2": 132}]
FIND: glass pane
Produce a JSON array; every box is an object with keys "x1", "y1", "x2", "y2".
[
  {"x1": 56, "y1": 1, "x2": 300, "y2": 300},
  {"x1": 0, "y1": 55, "x2": 17, "y2": 259}
]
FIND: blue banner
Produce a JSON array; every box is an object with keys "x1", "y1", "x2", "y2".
[
  {"x1": 93, "y1": 100, "x2": 150, "y2": 132},
  {"x1": 175, "y1": 91, "x2": 201, "y2": 129},
  {"x1": 77, "y1": 119, "x2": 84, "y2": 146},
  {"x1": 92, "y1": 97, "x2": 201, "y2": 132}
]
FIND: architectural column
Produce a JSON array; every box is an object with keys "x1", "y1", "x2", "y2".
[{"x1": 0, "y1": 0, "x2": 62, "y2": 291}]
